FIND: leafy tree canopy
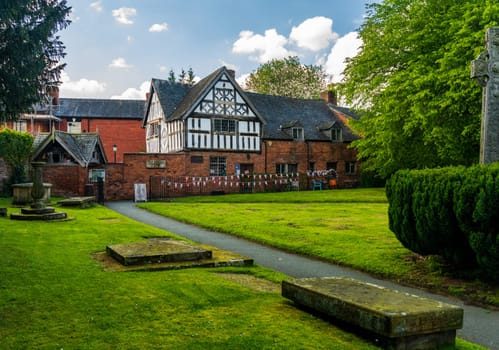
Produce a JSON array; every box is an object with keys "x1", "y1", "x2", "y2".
[
  {"x1": 0, "y1": 0, "x2": 71, "y2": 122},
  {"x1": 245, "y1": 56, "x2": 326, "y2": 99},
  {"x1": 0, "y1": 128, "x2": 34, "y2": 183},
  {"x1": 339, "y1": 0, "x2": 499, "y2": 178}
]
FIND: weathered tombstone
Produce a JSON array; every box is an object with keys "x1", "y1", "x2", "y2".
[{"x1": 471, "y1": 27, "x2": 499, "y2": 164}]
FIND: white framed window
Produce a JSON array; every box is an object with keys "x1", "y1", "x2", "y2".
[
  {"x1": 331, "y1": 128, "x2": 342, "y2": 142},
  {"x1": 345, "y1": 161, "x2": 356, "y2": 175},
  {"x1": 213, "y1": 119, "x2": 236, "y2": 133},
  {"x1": 210, "y1": 156, "x2": 227, "y2": 176},
  {"x1": 292, "y1": 127, "x2": 304, "y2": 141},
  {"x1": 276, "y1": 163, "x2": 298, "y2": 175},
  {"x1": 14, "y1": 120, "x2": 27, "y2": 132},
  {"x1": 67, "y1": 121, "x2": 81, "y2": 133},
  {"x1": 147, "y1": 122, "x2": 160, "y2": 139}
]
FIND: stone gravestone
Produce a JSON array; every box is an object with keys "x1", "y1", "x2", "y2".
[{"x1": 471, "y1": 27, "x2": 499, "y2": 164}]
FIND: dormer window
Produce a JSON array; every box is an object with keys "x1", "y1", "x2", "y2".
[
  {"x1": 292, "y1": 127, "x2": 304, "y2": 141},
  {"x1": 331, "y1": 128, "x2": 342, "y2": 142}
]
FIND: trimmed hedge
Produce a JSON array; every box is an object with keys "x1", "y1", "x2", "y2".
[{"x1": 386, "y1": 165, "x2": 499, "y2": 280}]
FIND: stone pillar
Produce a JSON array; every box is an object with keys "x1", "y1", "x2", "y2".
[
  {"x1": 30, "y1": 161, "x2": 46, "y2": 209},
  {"x1": 471, "y1": 27, "x2": 499, "y2": 164}
]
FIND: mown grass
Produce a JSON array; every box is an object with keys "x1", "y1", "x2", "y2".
[
  {"x1": 138, "y1": 189, "x2": 499, "y2": 309},
  {"x1": 0, "y1": 199, "x2": 380, "y2": 349},
  {"x1": 0, "y1": 197, "x2": 487, "y2": 349}
]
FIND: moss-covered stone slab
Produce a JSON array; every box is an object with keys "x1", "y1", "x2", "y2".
[
  {"x1": 96, "y1": 241, "x2": 253, "y2": 272},
  {"x1": 58, "y1": 196, "x2": 95, "y2": 208},
  {"x1": 107, "y1": 239, "x2": 213, "y2": 266},
  {"x1": 282, "y1": 277, "x2": 463, "y2": 350},
  {"x1": 10, "y1": 207, "x2": 68, "y2": 221}
]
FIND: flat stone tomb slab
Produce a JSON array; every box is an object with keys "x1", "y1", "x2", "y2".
[
  {"x1": 58, "y1": 196, "x2": 95, "y2": 208},
  {"x1": 107, "y1": 239, "x2": 213, "y2": 266},
  {"x1": 10, "y1": 207, "x2": 68, "y2": 221},
  {"x1": 282, "y1": 277, "x2": 463, "y2": 350}
]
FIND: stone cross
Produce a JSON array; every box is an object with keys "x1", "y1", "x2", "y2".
[{"x1": 471, "y1": 27, "x2": 499, "y2": 164}]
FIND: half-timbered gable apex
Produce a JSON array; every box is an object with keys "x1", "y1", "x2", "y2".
[{"x1": 167, "y1": 66, "x2": 265, "y2": 124}]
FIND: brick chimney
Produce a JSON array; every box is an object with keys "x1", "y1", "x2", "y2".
[
  {"x1": 47, "y1": 86, "x2": 59, "y2": 106},
  {"x1": 320, "y1": 90, "x2": 337, "y2": 106},
  {"x1": 227, "y1": 68, "x2": 236, "y2": 80}
]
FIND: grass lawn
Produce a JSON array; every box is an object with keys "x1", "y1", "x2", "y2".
[
  {"x1": 0, "y1": 196, "x2": 487, "y2": 349},
  {"x1": 0, "y1": 198, "x2": 382, "y2": 349},
  {"x1": 137, "y1": 188, "x2": 499, "y2": 309}
]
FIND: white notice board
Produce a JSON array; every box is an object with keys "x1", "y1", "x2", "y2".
[{"x1": 134, "y1": 183, "x2": 147, "y2": 202}]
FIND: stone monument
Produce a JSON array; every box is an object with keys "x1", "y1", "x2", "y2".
[
  {"x1": 471, "y1": 27, "x2": 499, "y2": 164},
  {"x1": 10, "y1": 162, "x2": 67, "y2": 221}
]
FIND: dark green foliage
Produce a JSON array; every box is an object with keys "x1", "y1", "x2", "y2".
[
  {"x1": 0, "y1": 0, "x2": 71, "y2": 121},
  {"x1": 0, "y1": 128, "x2": 34, "y2": 187},
  {"x1": 387, "y1": 165, "x2": 499, "y2": 280}
]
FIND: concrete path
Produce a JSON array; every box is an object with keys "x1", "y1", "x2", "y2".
[{"x1": 106, "y1": 201, "x2": 498, "y2": 349}]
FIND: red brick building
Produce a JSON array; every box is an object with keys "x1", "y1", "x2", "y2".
[
  {"x1": 1, "y1": 90, "x2": 145, "y2": 163},
  {"x1": 141, "y1": 66, "x2": 360, "y2": 191},
  {"x1": 2, "y1": 67, "x2": 361, "y2": 200}
]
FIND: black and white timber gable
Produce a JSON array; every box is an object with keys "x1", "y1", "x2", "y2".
[{"x1": 143, "y1": 67, "x2": 265, "y2": 154}]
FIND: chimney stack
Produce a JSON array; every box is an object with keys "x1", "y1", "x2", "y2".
[
  {"x1": 320, "y1": 90, "x2": 337, "y2": 106},
  {"x1": 47, "y1": 86, "x2": 60, "y2": 106},
  {"x1": 227, "y1": 69, "x2": 236, "y2": 80}
]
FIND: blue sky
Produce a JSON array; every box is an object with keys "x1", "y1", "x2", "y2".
[{"x1": 59, "y1": 0, "x2": 374, "y2": 99}]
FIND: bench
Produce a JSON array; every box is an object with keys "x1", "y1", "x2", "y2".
[
  {"x1": 282, "y1": 277, "x2": 463, "y2": 350},
  {"x1": 58, "y1": 196, "x2": 95, "y2": 208}
]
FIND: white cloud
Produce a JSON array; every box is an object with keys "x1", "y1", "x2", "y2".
[
  {"x1": 290, "y1": 16, "x2": 338, "y2": 51},
  {"x1": 59, "y1": 71, "x2": 106, "y2": 98},
  {"x1": 236, "y1": 73, "x2": 250, "y2": 89},
  {"x1": 149, "y1": 23, "x2": 168, "y2": 32},
  {"x1": 109, "y1": 57, "x2": 132, "y2": 69},
  {"x1": 111, "y1": 81, "x2": 150, "y2": 100},
  {"x1": 232, "y1": 29, "x2": 292, "y2": 63},
  {"x1": 90, "y1": 1, "x2": 102, "y2": 13},
  {"x1": 127, "y1": 35, "x2": 134, "y2": 43},
  {"x1": 112, "y1": 7, "x2": 136, "y2": 25},
  {"x1": 160, "y1": 66, "x2": 168, "y2": 72},
  {"x1": 325, "y1": 31, "x2": 363, "y2": 83}
]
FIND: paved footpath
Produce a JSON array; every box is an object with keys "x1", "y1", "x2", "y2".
[{"x1": 107, "y1": 201, "x2": 498, "y2": 349}]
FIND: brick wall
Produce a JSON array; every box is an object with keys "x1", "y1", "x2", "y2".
[
  {"x1": 31, "y1": 139, "x2": 361, "y2": 201},
  {"x1": 42, "y1": 164, "x2": 87, "y2": 196},
  {"x1": 58, "y1": 118, "x2": 145, "y2": 163}
]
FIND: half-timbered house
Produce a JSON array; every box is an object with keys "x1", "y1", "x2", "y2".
[{"x1": 142, "y1": 66, "x2": 360, "y2": 188}]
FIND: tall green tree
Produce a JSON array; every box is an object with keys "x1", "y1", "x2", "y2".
[
  {"x1": 339, "y1": 0, "x2": 499, "y2": 178},
  {"x1": 186, "y1": 67, "x2": 196, "y2": 85},
  {"x1": 167, "y1": 69, "x2": 176, "y2": 83},
  {"x1": 0, "y1": 128, "x2": 34, "y2": 185},
  {"x1": 0, "y1": 0, "x2": 71, "y2": 122},
  {"x1": 245, "y1": 56, "x2": 326, "y2": 99}
]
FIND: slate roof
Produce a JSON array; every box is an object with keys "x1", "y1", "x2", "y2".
[
  {"x1": 32, "y1": 130, "x2": 107, "y2": 167},
  {"x1": 144, "y1": 79, "x2": 191, "y2": 125},
  {"x1": 246, "y1": 93, "x2": 358, "y2": 142},
  {"x1": 144, "y1": 66, "x2": 358, "y2": 142},
  {"x1": 54, "y1": 98, "x2": 145, "y2": 120}
]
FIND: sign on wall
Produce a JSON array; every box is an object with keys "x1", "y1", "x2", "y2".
[
  {"x1": 89, "y1": 169, "x2": 105, "y2": 182},
  {"x1": 146, "y1": 159, "x2": 166, "y2": 168},
  {"x1": 134, "y1": 183, "x2": 147, "y2": 202}
]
